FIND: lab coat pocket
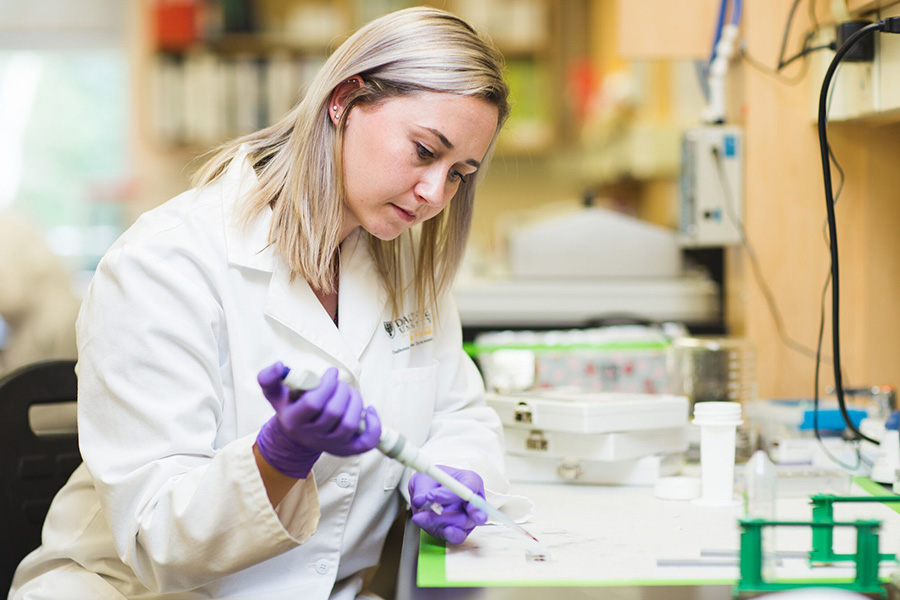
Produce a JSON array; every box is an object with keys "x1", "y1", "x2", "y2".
[{"x1": 382, "y1": 360, "x2": 439, "y2": 491}]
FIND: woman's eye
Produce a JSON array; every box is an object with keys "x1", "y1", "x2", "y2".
[
  {"x1": 450, "y1": 170, "x2": 467, "y2": 183},
  {"x1": 415, "y1": 143, "x2": 434, "y2": 160}
]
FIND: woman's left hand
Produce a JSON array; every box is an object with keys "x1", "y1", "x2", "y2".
[{"x1": 408, "y1": 466, "x2": 488, "y2": 544}]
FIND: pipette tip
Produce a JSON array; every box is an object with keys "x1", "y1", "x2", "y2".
[{"x1": 503, "y1": 516, "x2": 538, "y2": 542}]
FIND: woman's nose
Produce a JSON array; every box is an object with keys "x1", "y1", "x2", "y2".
[{"x1": 415, "y1": 169, "x2": 448, "y2": 207}]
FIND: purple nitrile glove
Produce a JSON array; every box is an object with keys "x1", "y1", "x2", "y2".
[
  {"x1": 408, "y1": 466, "x2": 488, "y2": 544},
  {"x1": 255, "y1": 363, "x2": 381, "y2": 478}
]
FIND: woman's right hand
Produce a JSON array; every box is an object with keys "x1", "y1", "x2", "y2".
[{"x1": 255, "y1": 363, "x2": 381, "y2": 478}]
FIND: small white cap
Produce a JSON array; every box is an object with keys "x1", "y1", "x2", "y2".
[
  {"x1": 692, "y1": 401, "x2": 743, "y2": 426},
  {"x1": 655, "y1": 476, "x2": 701, "y2": 501}
]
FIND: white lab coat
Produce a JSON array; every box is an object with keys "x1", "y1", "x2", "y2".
[{"x1": 9, "y1": 151, "x2": 507, "y2": 600}]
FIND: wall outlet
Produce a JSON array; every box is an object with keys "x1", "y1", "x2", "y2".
[{"x1": 809, "y1": 28, "x2": 876, "y2": 121}]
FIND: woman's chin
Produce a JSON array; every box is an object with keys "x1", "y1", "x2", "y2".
[{"x1": 365, "y1": 223, "x2": 408, "y2": 241}]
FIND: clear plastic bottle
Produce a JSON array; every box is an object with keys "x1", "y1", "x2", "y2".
[{"x1": 744, "y1": 450, "x2": 777, "y2": 577}]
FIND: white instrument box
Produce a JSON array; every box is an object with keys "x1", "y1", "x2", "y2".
[
  {"x1": 486, "y1": 391, "x2": 690, "y2": 434},
  {"x1": 486, "y1": 391, "x2": 690, "y2": 485}
]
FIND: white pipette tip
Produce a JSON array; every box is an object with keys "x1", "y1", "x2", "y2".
[{"x1": 466, "y1": 493, "x2": 539, "y2": 543}]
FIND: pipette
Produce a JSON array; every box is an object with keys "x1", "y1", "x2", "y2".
[{"x1": 284, "y1": 368, "x2": 538, "y2": 543}]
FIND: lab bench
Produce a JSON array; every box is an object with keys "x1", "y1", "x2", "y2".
[
  {"x1": 394, "y1": 515, "x2": 732, "y2": 600},
  {"x1": 392, "y1": 480, "x2": 900, "y2": 600}
]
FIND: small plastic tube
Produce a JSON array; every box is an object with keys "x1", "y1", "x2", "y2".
[{"x1": 693, "y1": 401, "x2": 743, "y2": 507}]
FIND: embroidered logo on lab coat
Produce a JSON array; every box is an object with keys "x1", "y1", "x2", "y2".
[{"x1": 384, "y1": 310, "x2": 433, "y2": 354}]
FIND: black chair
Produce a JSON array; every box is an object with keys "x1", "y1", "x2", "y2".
[{"x1": 0, "y1": 360, "x2": 80, "y2": 592}]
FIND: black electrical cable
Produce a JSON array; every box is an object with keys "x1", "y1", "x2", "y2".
[
  {"x1": 813, "y1": 150, "x2": 863, "y2": 469},
  {"x1": 817, "y1": 20, "x2": 895, "y2": 446},
  {"x1": 811, "y1": 61, "x2": 863, "y2": 469},
  {"x1": 779, "y1": 42, "x2": 835, "y2": 70},
  {"x1": 741, "y1": 0, "x2": 823, "y2": 85},
  {"x1": 813, "y1": 267, "x2": 865, "y2": 469},
  {"x1": 777, "y1": 0, "x2": 822, "y2": 71},
  {"x1": 776, "y1": 0, "x2": 805, "y2": 70}
]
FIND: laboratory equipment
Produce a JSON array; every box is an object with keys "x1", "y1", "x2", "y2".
[
  {"x1": 693, "y1": 401, "x2": 742, "y2": 506},
  {"x1": 737, "y1": 517, "x2": 885, "y2": 598},
  {"x1": 744, "y1": 450, "x2": 777, "y2": 578},
  {"x1": 809, "y1": 494, "x2": 900, "y2": 563},
  {"x1": 284, "y1": 369, "x2": 538, "y2": 543},
  {"x1": 487, "y1": 390, "x2": 689, "y2": 485},
  {"x1": 668, "y1": 337, "x2": 755, "y2": 406},
  {"x1": 679, "y1": 125, "x2": 744, "y2": 247},
  {"x1": 505, "y1": 453, "x2": 682, "y2": 486},
  {"x1": 453, "y1": 205, "x2": 720, "y2": 330},
  {"x1": 474, "y1": 325, "x2": 674, "y2": 394},
  {"x1": 668, "y1": 336, "x2": 755, "y2": 459},
  {"x1": 747, "y1": 397, "x2": 876, "y2": 469},
  {"x1": 453, "y1": 276, "x2": 720, "y2": 329},
  {"x1": 744, "y1": 451, "x2": 776, "y2": 519},
  {"x1": 507, "y1": 206, "x2": 682, "y2": 279},
  {"x1": 870, "y1": 413, "x2": 900, "y2": 485},
  {"x1": 703, "y1": 0, "x2": 741, "y2": 124},
  {"x1": 826, "y1": 385, "x2": 897, "y2": 421},
  {"x1": 487, "y1": 390, "x2": 688, "y2": 434}
]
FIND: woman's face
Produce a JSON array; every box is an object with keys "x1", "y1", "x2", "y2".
[{"x1": 339, "y1": 91, "x2": 499, "y2": 242}]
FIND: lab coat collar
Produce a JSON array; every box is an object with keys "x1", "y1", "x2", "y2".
[
  {"x1": 222, "y1": 148, "x2": 275, "y2": 273},
  {"x1": 264, "y1": 230, "x2": 389, "y2": 376},
  {"x1": 220, "y1": 147, "x2": 389, "y2": 370}
]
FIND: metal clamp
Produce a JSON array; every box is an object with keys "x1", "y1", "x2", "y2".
[
  {"x1": 556, "y1": 460, "x2": 583, "y2": 481},
  {"x1": 526, "y1": 430, "x2": 548, "y2": 451},
  {"x1": 514, "y1": 401, "x2": 533, "y2": 424}
]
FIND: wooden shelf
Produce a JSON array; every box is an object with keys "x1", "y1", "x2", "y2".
[{"x1": 848, "y1": 0, "x2": 900, "y2": 14}]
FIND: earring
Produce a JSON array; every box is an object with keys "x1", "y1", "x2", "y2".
[{"x1": 332, "y1": 105, "x2": 338, "y2": 111}]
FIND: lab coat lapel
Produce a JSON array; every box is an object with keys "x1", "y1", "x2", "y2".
[
  {"x1": 338, "y1": 230, "x2": 389, "y2": 362},
  {"x1": 220, "y1": 147, "x2": 388, "y2": 369},
  {"x1": 265, "y1": 257, "x2": 359, "y2": 372},
  {"x1": 219, "y1": 150, "x2": 351, "y2": 368}
]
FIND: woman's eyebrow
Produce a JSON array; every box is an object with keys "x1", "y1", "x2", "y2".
[
  {"x1": 424, "y1": 126, "x2": 481, "y2": 168},
  {"x1": 425, "y1": 127, "x2": 454, "y2": 149}
]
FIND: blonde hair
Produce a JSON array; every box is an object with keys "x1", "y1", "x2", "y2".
[{"x1": 193, "y1": 7, "x2": 509, "y2": 318}]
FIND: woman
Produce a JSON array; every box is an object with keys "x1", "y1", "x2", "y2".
[{"x1": 10, "y1": 7, "x2": 510, "y2": 600}]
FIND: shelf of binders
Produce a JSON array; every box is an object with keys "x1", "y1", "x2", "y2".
[
  {"x1": 145, "y1": 0, "x2": 560, "y2": 155},
  {"x1": 147, "y1": 49, "x2": 327, "y2": 149},
  {"x1": 145, "y1": 0, "x2": 349, "y2": 149}
]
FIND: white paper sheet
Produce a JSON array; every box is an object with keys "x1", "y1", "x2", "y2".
[{"x1": 443, "y1": 481, "x2": 900, "y2": 585}]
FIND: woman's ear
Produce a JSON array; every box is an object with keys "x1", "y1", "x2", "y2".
[{"x1": 329, "y1": 76, "x2": 364, "y2": 125}]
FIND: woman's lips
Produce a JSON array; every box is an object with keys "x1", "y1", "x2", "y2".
[{"x1": 392, "y1": 204, "x2": 415, "y2": 222}]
